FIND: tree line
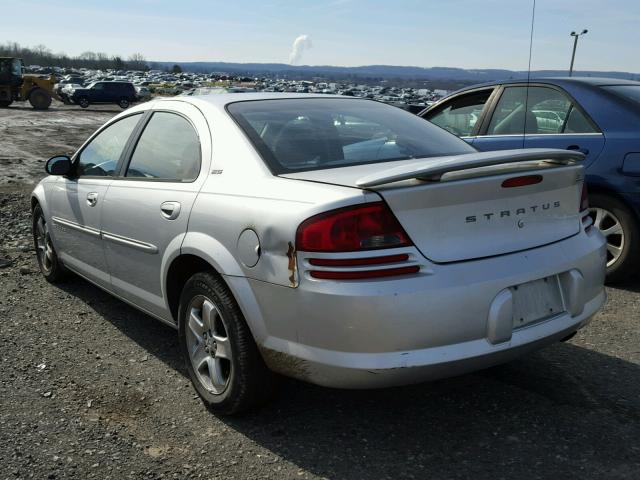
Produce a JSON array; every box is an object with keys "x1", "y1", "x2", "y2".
[{"x1": 0, "y1": 42, "x2": 149, "y2": 71}]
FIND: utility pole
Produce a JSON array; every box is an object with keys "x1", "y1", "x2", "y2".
[{"x1": 569, "y1": 29, "x2": 588, "y2": 76}]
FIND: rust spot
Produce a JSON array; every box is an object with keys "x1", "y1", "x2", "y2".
[
  {"x1": 259, "y1": 346, "x2": 310, "y2": 381},
  {"x1": 286, "y1": 241, "x2": 297, "y2": 287}
]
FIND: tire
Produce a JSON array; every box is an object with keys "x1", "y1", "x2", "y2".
[
  {"x1": 28, "y1": 88, "x2": 52, "y2": 110},
  {"x1": 32, "y1": 205, "x2": 68, "y2": 283},
  {"x1": 178, "y1": 271, "x2": 275, "y2": 415},
  {"x1": 588, "y1": 193, "x2": 640, "y2": 283},
  {"x1": 118, "y1": 98, "x2": 130, "y2": 109},
  {"x1": 0, "y1": 99, "x2": 12, "y2": 108},
  {"x1": 78, "y1": 97, "x2": 89, "y2": 108}
]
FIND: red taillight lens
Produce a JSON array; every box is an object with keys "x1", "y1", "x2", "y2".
[
  {"x1": 501, "y1": 174, "x2": 543, "y2": 188},
  {"x1": 309, "y1": 253, "x2": 410, "y2": 267},
  {"x1": 296, "y1": 202, "x2": 413, "y2": 252},
  {"x1": 310, "y1": 266, "x2": 419, "y2": 280},
  {"x1": 580, "y1": 182, "x2": 589, "y2": 212}
]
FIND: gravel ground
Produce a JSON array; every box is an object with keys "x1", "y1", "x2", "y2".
[
  {"x1": 0, "y1": 101, "x2": 117, "y2": 186},
  {"x1": 0, "y1": 104, "x2": 639, "y2": 479}
]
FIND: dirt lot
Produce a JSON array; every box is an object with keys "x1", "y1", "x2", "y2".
[
  {"x1": 0, "y1": 103, "x2": 639, "y2": 480},
  {"x1": 0, "y1": 101, "x2": 117, "y2": 186}
]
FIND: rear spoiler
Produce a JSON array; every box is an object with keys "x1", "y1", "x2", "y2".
[{"x1": 356, "y1": 148, "x2": 585, "y2": 188}]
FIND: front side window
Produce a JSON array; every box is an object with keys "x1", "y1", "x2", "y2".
[
  {"x1": 228, "y1": 98, "x2": 475, "y2": 173},
  {"x1": 76, "y1": 114, "x2": 141, "y2": 177},
  {"x1": 426, "y1": 89, "x2": 493, "y2": 137},
  {"x1": 125, "y1": 112, "x2": 201, "y2": 181},
  {"x1": 487, "y1": 86, "x2": 597, "y2": 135}
]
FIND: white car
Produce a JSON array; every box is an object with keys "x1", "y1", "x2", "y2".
[{"x1": 32, "y1": 94, "x2": 606, "y2": 414}]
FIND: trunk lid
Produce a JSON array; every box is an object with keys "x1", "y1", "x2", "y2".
[{"x1": 282, "y1": 149, "x2": 585, "y2": 263}]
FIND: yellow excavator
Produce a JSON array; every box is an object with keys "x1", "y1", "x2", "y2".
[{"x1": 0, "y1": 57, "x2": 60, "y2": 110}]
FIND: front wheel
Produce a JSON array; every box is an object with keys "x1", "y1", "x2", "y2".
[
  {"x1": 588, "y1": 193, "x2": 640, "y2": 283},
  {"x1": 77, "y1": 97, "x2": 89, "y2": 108},
  {"x1": 28, "y1": 88, "x2": 52, "y2": 110},
  {"x1": 178, "y1": 272, "x2": 275, "y2": 415},
  {"x1": 32, "y1": 205, "x2": 68, "y2": 283},
  {"x1": 118, "y1": 98, "x2": 130, "y2": 109}
]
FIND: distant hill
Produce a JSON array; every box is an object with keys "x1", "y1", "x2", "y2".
[{"x1": 151, "y1": 61, "x2": 640, "y2": 82}]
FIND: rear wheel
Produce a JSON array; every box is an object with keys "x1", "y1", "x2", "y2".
[
  {"x1": 78, "y1": 97, "x2": 89, "y2": 108},
  {"x1": 0, "y1": 99, "x2": 12, "y2": 107},
  {"x1": 178, "y1": 272, "x2": 275, "y2": 415},
  {"x1": 118, "y1": 98, "x2": 130, "y2": 109},
  {"x1": 28, "y1": 88, "x2": 52, "y2": 110},
  {"x1": 588, "y1": 193, "x2": 640, "y2": 283},
  {"x1": 32, "y1": 205, "x2": 68, "y2": 283}
]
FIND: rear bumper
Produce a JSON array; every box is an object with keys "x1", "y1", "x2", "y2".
[
  {"x1": 259, "y1": 289, "x2": 604, "y2": 389},
  {"x1": 243, "y1": 227, "x2": 607, "y2": 389}
]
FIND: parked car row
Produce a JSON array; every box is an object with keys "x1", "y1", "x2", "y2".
[
  {"x1": 421, "y1": 77, "x2": 640, "y2": 282},
  {"x1": 41, "y1": 65, "x2": 446, "y2": 112}
]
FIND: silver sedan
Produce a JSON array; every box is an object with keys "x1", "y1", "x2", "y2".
[{"x1": 31, "y1": 94, "x2": 606, "y2": 414}]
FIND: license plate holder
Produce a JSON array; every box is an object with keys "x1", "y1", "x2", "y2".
[{"x1": 510, "y1": 275, "x2": 565, "y2": 328}]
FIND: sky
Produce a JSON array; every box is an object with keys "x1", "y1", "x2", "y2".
[{"x1": 3, "y1": 0, "x2": 640, "y2": 72}]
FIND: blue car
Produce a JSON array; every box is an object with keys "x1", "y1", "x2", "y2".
[{"x1": 421, "y1": 77, "x2": 640, "y2": 282}]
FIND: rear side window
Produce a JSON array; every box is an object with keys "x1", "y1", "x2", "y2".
[
  {"x1": 228, "y1": 98, "x2": 475, "y2": 174},
  {"x1": 126, "y1": 112, "x2": 201, "y2": 181},
  {"x1": 487, "y1": 86, "x2": 597, "y2": 135}
]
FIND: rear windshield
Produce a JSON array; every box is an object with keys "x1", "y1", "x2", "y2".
[
  {"x1": 227, "y1": 98, "x2": 475, "y2": 173},
  {"x1": 602, "y1": 85, "x2": 640, "y2": 105}
]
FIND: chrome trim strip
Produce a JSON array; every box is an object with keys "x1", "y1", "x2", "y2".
[
  {"x1": 475, "y1": 133, "x2": 604, "y2": 139},
  {"x1": 101, "y1": 231, "x2": 159, "y2": 254},
  {"x1": 51, "y1": 216, "x2": 101, "y2": 237}
]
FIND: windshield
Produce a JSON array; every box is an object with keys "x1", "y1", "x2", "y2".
[
  {"x1": 602, "y1": 85, "x2": 640, "y2": 105},
  {"x1": 227, "y1": 98, "x2": 475, "y2": 174}
]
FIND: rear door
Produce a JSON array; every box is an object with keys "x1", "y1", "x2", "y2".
[
  {"x1": 474, "y1": 85, "x2": 605, "y2": 166},
  {"x1": 50, "y1": 113, "x2": 143, "y2": 288},
  {"x1": 100, "y1": 101, "x2": 211, "y2": 319}
]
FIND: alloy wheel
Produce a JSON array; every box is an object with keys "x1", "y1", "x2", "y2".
[
  {"x1": 35, "y1": 216, "x2": 54, "y2": 274},
  {"x1": 589, "y1": 207, "x2": 624, "y2": 267},
  {"x1": 186, "y1": 295, "x2": 232, "y2": 394}
]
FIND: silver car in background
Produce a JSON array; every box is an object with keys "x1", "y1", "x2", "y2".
[{"x1": 31, "y1": 94, "x2": 606, "y2": 414}]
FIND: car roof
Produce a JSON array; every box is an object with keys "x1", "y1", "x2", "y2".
[
  {"x1": 449, "y1": 76, "x2": 640, "y2": 93},
  {"x1": 154, "y1": 92, "x2": 354, "y2": 109}
]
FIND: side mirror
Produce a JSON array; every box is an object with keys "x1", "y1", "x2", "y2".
[{"x1": 45, "y1": 155, "x2": 72, "y2": 176}]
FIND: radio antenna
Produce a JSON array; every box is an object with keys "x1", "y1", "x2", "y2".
[{"x1": 523, "y1": 0, "x2": 536, "y2": 147}]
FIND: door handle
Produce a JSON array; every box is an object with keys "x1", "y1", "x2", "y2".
[
  {"x1": 567, "y1": 145, "x2": 589, "y2": 155},
  {"x1": 160, "y1": 201, "x2": 181, "y2": 220},
  {"x1": 86, "y1": 192, "x2": 98, "y2": 207}
]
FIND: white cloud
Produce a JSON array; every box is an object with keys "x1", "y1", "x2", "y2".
[{"x1": 288, "y1": 34, "x2": 312, "y2": 65}]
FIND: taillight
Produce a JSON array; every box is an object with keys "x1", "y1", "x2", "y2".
[
  {"x1": 580, "y1": 182, "x2": 589, "y2": 212},
  {"x1": 501, "y1": 174, "x2": 543, "y2": 188},
  {"x1": 310, "y1": 266, "x2": 419, "y2": 280},
  {"x1": 580, "y1": 183, "x2": 592, "y2": 232},
  {"x1": 296, "y1": 202, "x2": 413, "y2": 252}
]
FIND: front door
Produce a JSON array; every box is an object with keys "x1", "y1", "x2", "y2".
[
  {"x1": 100, "y1": 102, "x2": 211, "y2": 320},
  {"x1": 424, "y1": 87, "x2": 496, "y2": 145},
  {"x1": 49, "y1": 113, "x2": 143, "y2": 288}
]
